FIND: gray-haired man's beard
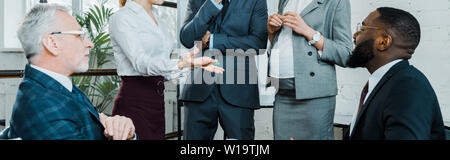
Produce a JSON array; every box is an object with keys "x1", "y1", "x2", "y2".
[
  {"x1": 347, "y1": 39, "x2": 375, "y2": 68},
  {"x1": 74, "y1": 61, "x2": 89, "y2": 73}
]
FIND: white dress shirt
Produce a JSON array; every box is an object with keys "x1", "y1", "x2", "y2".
[
  {"x1": 30, "y1": 64, "x2": 73, "y2": 92},
  {"x1": 349, "y1": 59, "x2": 403, "y2": 134},
  {"x1": 109, "y1": 1, "x2": 185, "y2": 80},
  {"x1": 269, "y1": 0, "x2": 313, "y2": 78}
]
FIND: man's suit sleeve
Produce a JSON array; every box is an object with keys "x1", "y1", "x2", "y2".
[
  {"x1": 180, "y1": 0, "x2": 222, "y2": 48},
  {"x1": 320, "y1": 0, "x2": 352, "y2": 67},
  {"x1": 382, "y1": 77, "x2": 435, "y2": 140},
  {"x1": 212, "y1": 0, "x2": 268, "y2": 52},
  {"x1": 14, "y1": 100, "x2": 84, "y2": 140}
]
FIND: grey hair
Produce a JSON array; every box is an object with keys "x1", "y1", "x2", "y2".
[{"x1": 17, "y1": 4, "x2": 71, "y2": 63}]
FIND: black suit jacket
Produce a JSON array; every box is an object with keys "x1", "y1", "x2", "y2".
[
  {"x1": 348, "y1": 60, "x2": 446, "y2": 140},
  {"x1": 179, "y1": 0, "x2": 268, "y2": 108}
]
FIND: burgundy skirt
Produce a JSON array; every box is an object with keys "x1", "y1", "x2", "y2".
[{"x1": 113, "y1": 76, "x2": 165, "y2": 140}]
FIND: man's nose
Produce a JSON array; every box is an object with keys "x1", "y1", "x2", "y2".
[
  {"x1": 353, "y1": 32, "x2": 359, "y2": 41},
  {"x1": 85, "y1": 38, "x2": 94, "y2": 49},
  {"x1": 352, "y1": 32, "x2": 361, "y2": 44}
]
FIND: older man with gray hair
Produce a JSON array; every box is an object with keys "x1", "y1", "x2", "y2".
[{"x1": 4, "y1": 4, "x2": 136, "y2": 140}]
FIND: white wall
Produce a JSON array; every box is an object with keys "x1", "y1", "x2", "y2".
[
  {"x1": 0, "y1": 52, "x2": 27, "y2": 127},
  {"x1": 0, "y1": 0, "x2": 27, "y2": 127},
  {"x1": 2, "y1": 0, "x2": 26, "y2": 49},
  {"x1": 0, "y1": 0, "x2": 3, "y2": 49}
]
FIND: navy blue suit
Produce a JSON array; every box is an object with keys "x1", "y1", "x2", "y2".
[
  {"x1": 8, "y1": 65, "x2": 106, "y2": 140},
  {"x1": 180, "y1": 0, "x2": 268, "y2": 139},
  {"x1": 348, "y1": 60, "x2": 446, "y2": 140}
]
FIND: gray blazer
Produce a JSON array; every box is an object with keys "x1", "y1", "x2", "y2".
[{"x1": 270, "y1": 0, "x2": 352, "y2": 100}]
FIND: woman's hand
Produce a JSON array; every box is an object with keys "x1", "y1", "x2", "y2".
[
  {"x1": 282, "y1": 11, "x2": 315, "y2": 37},
  {"x1": 268, "y1": 14, "x2": 283, "y2": 42},
  {"x1": 282, "y1": 11, "x2": 324, "y2": 51},
  {"x1": 268, "y1": 14, "x2": 283, "y2": 34},
  {"x1": 178, "y1": 48, "x2": 225, "y2": 74}
]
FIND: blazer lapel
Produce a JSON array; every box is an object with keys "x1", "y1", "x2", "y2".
[
  {"x1": 350, "y1": 60, "x2": 410, "y2": 137},
  {"x1": 269, "y1": 0, "x2": 288, "y2": 50},
  {"x1": 279, "y1": 0, "x2": 323, "y2": 18},
  {"x1": 72, "y1": 87, "x2": 101, "y2": 123},
  {"x1": 301, "y1": 0, "x2": 324, "y2": 17}
]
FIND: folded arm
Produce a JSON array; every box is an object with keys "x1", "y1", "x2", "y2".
[
  {"x1": 212, "y1": 0, "x2": 268, "y2": 53},
  {"x1": 180, "y1": 0, "x2": 223, "y2": 49}
]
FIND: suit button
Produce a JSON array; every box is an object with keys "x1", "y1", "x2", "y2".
[
  {"x1": 308, "y1": 51, "x2": 313, "y2": 56},
  {"x1": 310, "y1": 72, "x2": 315, "y2": 77}
]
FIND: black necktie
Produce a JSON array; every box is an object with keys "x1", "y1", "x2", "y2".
[{"x1": 221, "y1": 0, "x2": 229, "y2": 20}]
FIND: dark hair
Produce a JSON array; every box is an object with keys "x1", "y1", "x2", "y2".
[{"x1": 376, "y1": 7, "x2": 421, "y2": 52}]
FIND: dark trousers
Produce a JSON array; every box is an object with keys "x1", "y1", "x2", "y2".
[
  {"x1": 183, "y1": 85, "x2": 255, "y2": 140},
  {"x1": 113, "y1": 76, "x2": 165, "y2": 140}
]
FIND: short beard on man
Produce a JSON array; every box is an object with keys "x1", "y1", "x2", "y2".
[
  {"x1": 347, "y1": 39, "x2": 375, "y2": 68},
  {"x1": 75, "y1": 61, "x2": 89, "y2": 73},
  {"x1": 71, "y1": 57, "x2": 89, "y2": 73}
]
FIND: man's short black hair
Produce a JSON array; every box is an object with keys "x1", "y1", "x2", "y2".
[{"x1": 376, "y1": 7, "x2": 421, "y2": 52}]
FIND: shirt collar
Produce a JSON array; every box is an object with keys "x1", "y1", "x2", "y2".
[
  {"x1": 368, "y1": 59, "x2": 403, "y2": 93},
  {"x1": 30, "y1": 64, "x2": 73, "y2": 92}
]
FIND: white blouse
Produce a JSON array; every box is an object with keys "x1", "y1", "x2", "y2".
[
  {"x1": 270, "y1": 0, "x2": 313, "y2": 79},
  {"x1": 109, "y1": 1, "x2": 184, "y2": 80}
]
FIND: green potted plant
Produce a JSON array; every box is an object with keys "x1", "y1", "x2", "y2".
[{"x1": 72, "y1": 0, "x2": 119, "y2": 113}]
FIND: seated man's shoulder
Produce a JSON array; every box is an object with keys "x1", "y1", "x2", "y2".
[
  {"x1": 394, "y1": 65, "x2": 434, "y2": 90},
  {"x1": 387, "y1": 65, "x2": 439, "y2": 106},
  {"x1": 13, "y1": 80, "x2": 75, "y2": 117}
]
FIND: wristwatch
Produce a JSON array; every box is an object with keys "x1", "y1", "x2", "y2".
[{"x1": 308, "y1": 31, "x2": 321, "y2": 46}]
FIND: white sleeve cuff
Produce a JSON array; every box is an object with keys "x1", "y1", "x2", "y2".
[{"x1": 210, "y1": 34, "x2": 214, "y2": 50}]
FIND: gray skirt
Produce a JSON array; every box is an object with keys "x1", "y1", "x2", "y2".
[{"x1": 273, "y1": 78, "x2": 336, "y2": 140}]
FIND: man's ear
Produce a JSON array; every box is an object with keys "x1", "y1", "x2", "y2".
[
  {"x1": 42, "y1": 34, "x2": 59, "y2": 56},
  {"x1": 375, "y1": 34, "x2": 392, "y2": 52}
]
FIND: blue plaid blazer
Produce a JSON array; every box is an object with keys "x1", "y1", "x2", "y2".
[{"x1": 8, "y1": 65, "x2": 107, "y2": 140}]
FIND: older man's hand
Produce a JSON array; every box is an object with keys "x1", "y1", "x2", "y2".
[{"x1": 99, "y1": 113, "x2": 135, "y2": 140}]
